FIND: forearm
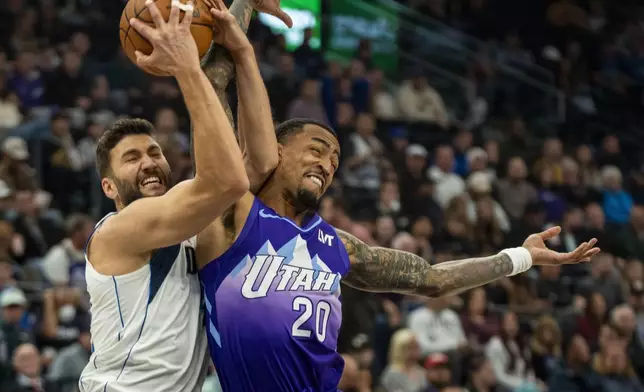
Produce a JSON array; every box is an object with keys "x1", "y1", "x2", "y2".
[
  {"x1": 194, "y1": 0, "x2": 253, "y2": 173},
  {"x1": 339, "y1": 230, "x2": 513, "y2": 297},
  {"x1": 176, "y1": 67, "x2": 245, "y2": 182},
  {"x1": 233, "y1": 48, "x2": 279, "y2": 188},
  {"x1": 201, "y1": 0, "x2": 253, "y2": 127}
]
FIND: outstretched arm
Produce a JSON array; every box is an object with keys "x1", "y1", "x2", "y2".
[
  {"x1": 337, "y1": 227, "x2": 599, "y2": 298},
  {"x1": 206, "y1": 0, "x2": 278, "y2": 191}
]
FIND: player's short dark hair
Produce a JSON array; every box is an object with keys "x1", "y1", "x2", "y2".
[
  {"x1": 275, "y1": 118, "x2": 336, "y2": 144},
  {"x1": 96, "y1": 118, "x2": 155, "y2": 177}
]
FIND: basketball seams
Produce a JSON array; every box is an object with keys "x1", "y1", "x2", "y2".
[{"x1": 121, "y1": 0, "x2": 214, "y2": 75}]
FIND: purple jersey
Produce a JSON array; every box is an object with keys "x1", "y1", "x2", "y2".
[{"x1": 199, "y1": 197, "x2": 350, "y2": 392}]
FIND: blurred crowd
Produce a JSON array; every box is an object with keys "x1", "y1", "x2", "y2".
[{"x1": 1, "y1": 0, "x2": 644, "y2": 391}]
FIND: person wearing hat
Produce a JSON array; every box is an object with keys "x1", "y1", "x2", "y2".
[
  {"x1": 48, "y1": 313, "x2": 91, "y2": 391},
  {"x1": 0, "y1": 287, "x2": 32, "y2": 382},
  {"x1": 399, "y1": 144, "x2": 442, "y2": 226},
  {"x1": 424, "y1": 352, "x2": 454, "y2": 391},
  {"x1": 0, "y1": 136, "x2": 38, "y2": 191}
]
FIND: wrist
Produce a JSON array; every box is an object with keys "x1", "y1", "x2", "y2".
[
  {"x1": 499, "y1": 247, "x2": 533, "y2": 276},
  {"x1": 173, "y1": 64, "x2": 203, "y2": 81},
  {"x1": 230, "y1": 44, "x2": 254, "y2": 62}
]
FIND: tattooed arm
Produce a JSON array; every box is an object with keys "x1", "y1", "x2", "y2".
[
  {"x1": 337, "y1": 227, "x2": 599, "y2": 297},
  {"x1": 338, "y1": 229, "x2": 512, "y2": 297},
  {"x1": 191, "y1": 0, "x2": 253, "y2": 175}
]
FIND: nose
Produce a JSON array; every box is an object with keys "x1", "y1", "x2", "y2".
[
  {"x1": 140, "y1": 154, "x2": 157, "y2": 171},
  {"x1": 319, "y1": 160, "x2": 332, "y2": 177}
]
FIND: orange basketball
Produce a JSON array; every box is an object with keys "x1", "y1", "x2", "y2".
[{"x1": 119, "y1": 0, "x2": 214, "y2": 76}]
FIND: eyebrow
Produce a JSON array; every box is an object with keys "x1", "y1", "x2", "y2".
[
  {"x1": 121, "y1": 148, "x2": 140, "y2": 159},
  {"x1": 312, "y1": 137, "x2": 341, "y2": 158}
]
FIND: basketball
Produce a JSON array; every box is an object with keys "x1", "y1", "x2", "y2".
[{"x1": 119, "y1": 0, "x2": 214, "y2": 76}]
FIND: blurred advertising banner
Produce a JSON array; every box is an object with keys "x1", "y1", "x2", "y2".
[{"x1": 327, "y1": 0, "x2": 399, "y2": 71}]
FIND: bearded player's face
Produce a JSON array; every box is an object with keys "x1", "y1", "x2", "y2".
[
  {"x1": 103, "y1": 134, "x2": 172, "y2": 207},
  {"x1": 277, "y1": 125, "x2": 340, "y2": 211}
]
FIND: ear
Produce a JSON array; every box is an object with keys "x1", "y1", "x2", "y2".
[
  {"x1": 101, "y1": 177, "x2": 118, "y2": 201},
  {"x1": 277, "y1": 144, "x2": 283, "y2": 164}
]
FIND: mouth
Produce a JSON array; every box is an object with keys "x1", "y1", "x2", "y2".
[
  {"x1": 140, "y1": 175, "x2": 163, "y2": 189},
  {"x1": 304, "y1": 173, "x2": 325, "y2": 189}
]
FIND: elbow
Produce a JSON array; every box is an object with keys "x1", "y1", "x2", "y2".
[
  {"x1": 223, "y1": 173, "x2": 250, "y2": 200},
  {"x1": 247, "y1": 154, "x2": 279, "y2": 178}
]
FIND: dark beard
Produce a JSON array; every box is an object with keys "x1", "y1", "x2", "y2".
[
  {"x1": 296, "y1": 187, "x2": 319, "y2": 211},
  {"x1": 113, "y1": 176, "x2": 144, "y2": 207},
  {"x1": 114, "y1": 169, "x2": 173, "y2": 207}
]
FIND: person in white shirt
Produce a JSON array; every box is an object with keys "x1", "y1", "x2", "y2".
[
  {"x1": 41, "y1": 214, "x2": 94, "y2": 289},
  {"x1": 427, "y1": 145, "x2": 466, "y2": 208},
  {"x1": 407, "y1": 296, "x2": 467, "y2": 355}
]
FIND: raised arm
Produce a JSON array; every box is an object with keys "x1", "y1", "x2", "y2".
[
  {"x1": 206, "y1": 0, "x2": 279, "y2": 191},
  {"x1": 337, "y1": 227, "x2": 600, "y2": 297},
  {"x1": 97, "y1": 1, "x2": 247, "y2": 256}
]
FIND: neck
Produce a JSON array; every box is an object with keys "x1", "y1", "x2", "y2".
[{"x1": 257, "y1": 184, "x2": 310, "y2": 226}]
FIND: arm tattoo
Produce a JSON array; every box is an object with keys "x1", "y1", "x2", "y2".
[
  {"x1": 192, "y1": 0, "x2": 253, "y2": 172},
  {"x1": 337, "y1": 230, "x2": 513, "y2": 297}
]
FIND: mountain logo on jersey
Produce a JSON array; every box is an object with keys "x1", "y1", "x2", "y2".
[{"x1": 230, "y1": 235, "x2": 341, "y2": 300}]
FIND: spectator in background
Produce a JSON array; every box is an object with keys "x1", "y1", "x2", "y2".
[
  {"x1": 342, "y1": 113, "x2": 383, "y2": 211},
  {"x1": 611, "y1": 305, "x2": 644, "y2": 380},
  {"x1": 576, "y1": 145, "x2": 602, "y2": 189},
  {"x1": 466, "y1": 355, "x2": 509, "y2": 392},
  {"x1": 408, "y1": 296, "x2": 467, "y2": 356},
  {"x1": 601, "y1": 165, "x2": 634, "y2": 225},
  {"x1": 428, "y1": 145, "x2": 465, "y2": 208},
  {"x1": 597, "y1": 135, "x2": 626, "y2": 172},
  {"x1": 592, "y1": 341, "x2": 644, "y2": 392},
  {"x1": 287, "y1": 79, "x2": 328, "y2": 124},
  {"x1": 396, "y1": 70, "x2": 449, "y2": 128},
  {"x1": 40, "y1": 214, "x2": 94, "y2": 290},
  {"x1": 77, "y1": 119, "x2": 105, "y2": 170},
  {"x1": 548, "y1": 334, "x2": 603, "y2": 392},
  {"x1": 368, "y1": 68, "x2": 397, "y2": 120},
  {"x1": 460, "y1": 287, "x2": 499, "y2": 348},
  {"x1": 423, "y1": 353, "x2": 454, "y2": 391},
  {"x1": 452, "y1": 130, "x2": 473, "y2": 177},
  {"x1": 379, "y1": 329, "x2": 428, "y2": 392},
  {"x1": 44, "y1": 50, "x2": 90, "y2": 109},
  {"x1": 7, "y1": 51, "x2": 43, "y2": 110},
  {"x1": 47, "y1": 314, "x2": 91, "y2": 392},
  {"x1": 5, "y1": 343, "x2": 51, "y2": 392},
  {"x1": 533, "y1": 138, "x2": 564, "y2": 185},
  {"x1": 485, "y1": 311, "x2": 539, "y2": 390},
  {"x1": 10, "y1": 190, "x2": 64, "y2": 263},
  {"x1": 0, "y1": 288, "x2": 32, "y2": 380},
  {"x1": 615, "y1": 206, "x2": 644, "y2": 260},
  {"x1": 497, "y1": 157, "x2": 537, "y2": 221},
  {"x1": 293, "y1": 27, "x2": 324, "y2": 78},
  {"x1": 266, "y1": 52, "x2": 299, "y2": 123},
  {"x1": 153, "y1": 107, "x2": 188, "y2": 153},
  {"x1": 0, "y1": 136, "x2": 38, "y2": 192},
  {"x1": 39, "y1": 111, "x2": 83, "y2": 213},
  {"x1": 0, "y1": 74, "x2": 22, "y2": 130},
  {"x1": 529, "y1": 315, "x2": 562, "y2": 381}
]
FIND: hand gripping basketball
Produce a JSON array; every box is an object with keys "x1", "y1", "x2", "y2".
[{"x1": 130, "y1": 0, "x2": 201, "y2": 75}]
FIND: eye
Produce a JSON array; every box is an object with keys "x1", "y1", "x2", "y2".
[{"x1": 310, "y1": 147, "x2": 322, "y2": 155}]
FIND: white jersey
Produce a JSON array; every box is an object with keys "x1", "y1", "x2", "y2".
[{"x1": 79, "y1": 213, "x2": 208, "y2": 392}]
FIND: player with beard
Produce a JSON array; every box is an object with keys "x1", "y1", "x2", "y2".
[
  {"x1": 194, "y1": 2, "x2": 601, "y2": 392},
  {"x1": 78, "y1": 2, "x2": 250, "y2": 391}
]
